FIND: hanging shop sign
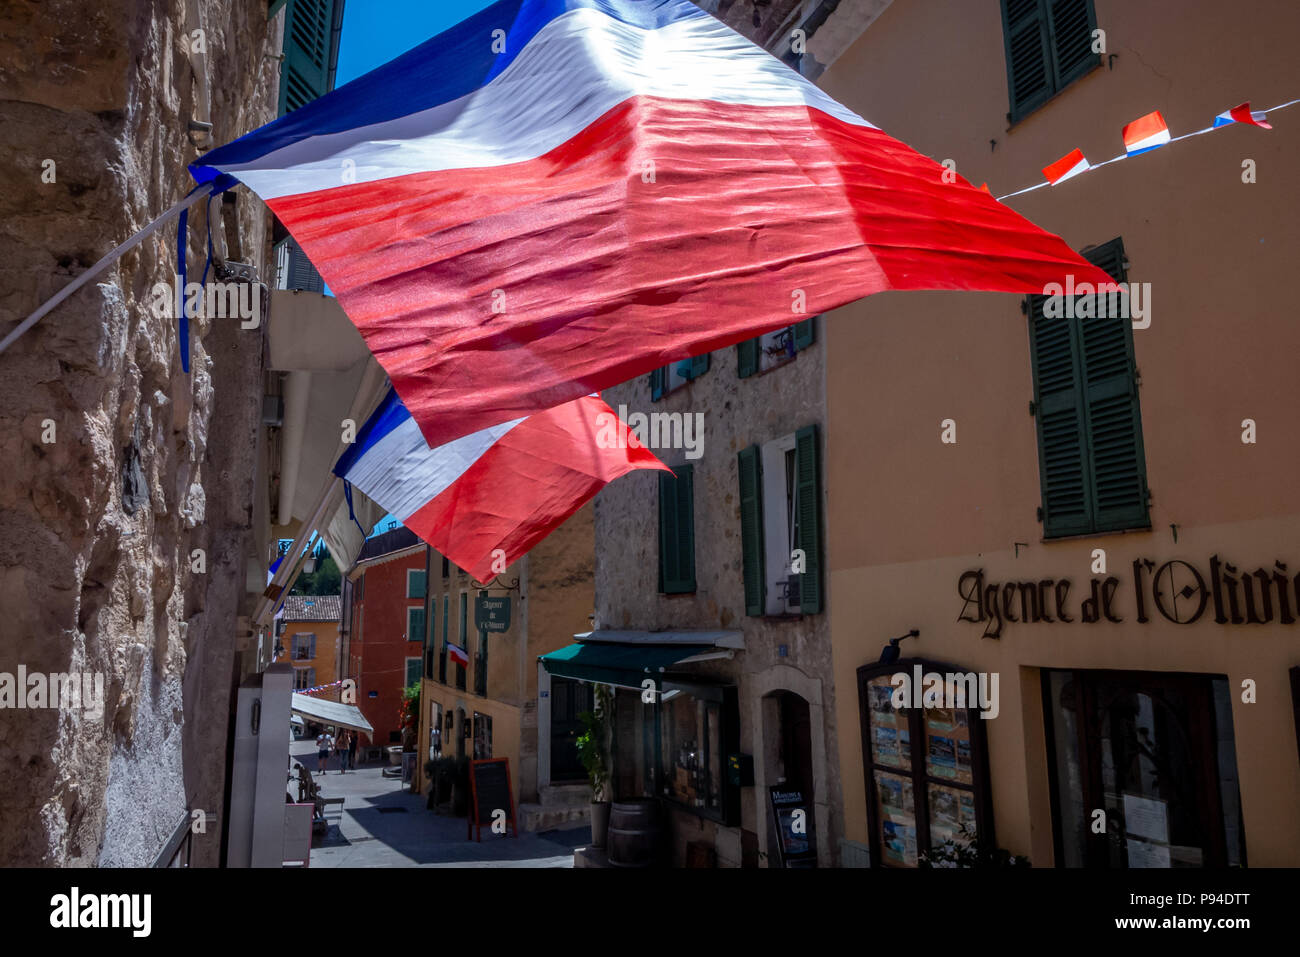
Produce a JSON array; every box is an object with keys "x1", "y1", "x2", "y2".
[
  {"x1": 957, "y1": 555, "x2": 1300, "y2": 638},
  {"x1": 474, "y1": 595, "x2": 511, "y2": 633}
]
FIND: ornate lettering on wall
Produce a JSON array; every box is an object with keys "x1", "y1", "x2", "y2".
[{"x1": 957, "y1": 555, "x2": 1298, "y2": 638}]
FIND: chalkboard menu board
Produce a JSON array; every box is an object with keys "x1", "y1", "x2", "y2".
[
  {"x1": 468, "y1": 758, "x2": 517, "y2": 841},
  {"x1": 769, "y1": 785, "x2": 817, "y2": 867}
]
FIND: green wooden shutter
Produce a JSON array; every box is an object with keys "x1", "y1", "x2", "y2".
[
  {"x1": 278, "y1": 0, "x2": 332, "y2": 115},
  {"x1": 1078, "y1": 239, "x2": 1149, "y2": 532},
  {"x1": 308, "y1": 635, "x2": 316, "y2": 658},
  {"x1": 650, "y1": 367, "x2": 665, "y2": 401},
  {"x1": 794, "y1": 426, "x2": 823, "y2": 614},
  {"x1": 1001, "y1": 0, "x2": 1053, "y2": 121},
  {"x1": 690, "y1": 353, "x2": 711, "y2": 379},
  {"x1": 1029, "y1": 289, "x2": 1093, "y2": 537},
  {"x1": 737, "y1": 338, "x2": 759, "y2": 378},
  {"x1": 658, "y1": 466, "x2": 696, "y2": 594},
  {"x1": 409, "y1": 607, "x2": 425, "y2": 642},
  {"x1": 1046, "y1": 0, "x2": 1099, "y2": 89},
  {"x1": 406, "y1": 658, "x2": 422, "y2": 688},
  {"x1": 792, "y1": 317, "x2": 816, "y2": 352},
  {"x1": 738, "y1": 446, "x2": 765, "y2": 616},
  {"x1": 409, "y1": 569, "x2": 427, "y2": 599}
]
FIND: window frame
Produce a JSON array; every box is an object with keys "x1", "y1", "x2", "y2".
[
  {"x1": 405, "y1": 605, "x2": 425, "y2": 643},
  {"x1": 737, "y1": 317, "x2": 817, "y2": 379},
  {"x1": 407, "y1": 568, "x2": 427, "y2": 599},
  {"x1": 657, "y1": 464, "x2": 697, "y2": 595}
]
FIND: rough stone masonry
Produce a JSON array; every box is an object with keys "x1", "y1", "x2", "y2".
[{"x1": 0, "y1": 0, "x2": 280, "y2": 866}]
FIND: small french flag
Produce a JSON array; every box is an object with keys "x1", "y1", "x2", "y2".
[
  {"x1": 1122, "y1": 110, "x2": 1171, "y2": 156},
  {"x1": 1213, "y1": 101, "x2": 1272, "y2": 130},
  {"x1": 1043, "y1": 148, "x2": 1090, "y2": 185},
  {"x1": 448, "y1": 643, "x2": 470, "y2": 668}
]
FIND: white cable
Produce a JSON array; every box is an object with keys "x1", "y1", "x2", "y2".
[{"x1": 0, "y1": 183, "x2": 216, "y2": 356}]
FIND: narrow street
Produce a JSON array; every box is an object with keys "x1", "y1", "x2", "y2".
[{"x1": 288, "y1": 740, "x2": 583, "y2": 867}]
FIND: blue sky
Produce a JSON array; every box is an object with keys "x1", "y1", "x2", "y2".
[
  {"x1": 337, "y1": 0, "x2": 499, "y2": 84},
  {"x1": 337, "y1": 1, "x2": 498, "y2": 535}
]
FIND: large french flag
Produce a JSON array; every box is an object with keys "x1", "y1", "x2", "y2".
[
  {"x1": 333, "y1": 389, "x2": 666, "y2": 579},
  {"x1": 194, "y1": 0, "x2": 1115, "y2": 449}
]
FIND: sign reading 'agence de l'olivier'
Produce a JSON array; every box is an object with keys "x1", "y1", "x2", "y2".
[
  {"x1": 474, "y1": 595, "x2": 511, "y2": 633},
  {"x1": 958, "y1": 554, "x2": 1300, "y2": 639}
]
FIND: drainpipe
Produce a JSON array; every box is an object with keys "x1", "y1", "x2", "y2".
[{"x1": 277, "y1": 370, "x2": 312, "y2": 526}]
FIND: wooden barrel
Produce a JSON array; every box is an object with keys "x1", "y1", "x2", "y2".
[{"x1": 607, "y1": 799, "x2": 663, "y2": 867}]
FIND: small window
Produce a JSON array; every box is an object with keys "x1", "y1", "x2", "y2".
[
  {"x1": 650, "y1": 353, "x2": 710, "y2": 401},
  {"x1": 473, "y1": 712, "x2": 494, "y2": 760},
  {"x1": 738, "y1": 425, "x2": 823, "y2": 616},
  {"x1": 737, "y1": 318, "x2": 816, "y2": 379},
  {"x1": 294, "y1": 667, "x2": 316, "y2": 690},
  {"x1": 658, "y1": 465, "x2": 696, "y2": 594},
  {"x1": 292, "y1": 633, "x2": 316, "y2": 661},
  {"x1": 404, "y1": 657, "x2": 422, "y2": 690},
  {"x1": 406, "y1": 606, "x2": 426, "y2": 642},
  {"x1": 1001, "y1": 0, "x2": 1099, "y2": 123},
  {"x1": 407, "y1": 569, "x2": 427, "y2": 599}
]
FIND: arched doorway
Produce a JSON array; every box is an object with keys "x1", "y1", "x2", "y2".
[{"x1": 761, "y1": 689, "x2": 817, "y2": 866}]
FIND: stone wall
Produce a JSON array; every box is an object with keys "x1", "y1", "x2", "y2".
[{"x1": 0, "y1": 0, "x2": 280, "y2": 866}]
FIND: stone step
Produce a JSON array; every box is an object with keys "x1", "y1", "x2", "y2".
[
  {"x1": 518, "y1": 801, "x2": 591, "y2": 833},
  {"x1": 539, "y1": 783, "x2": 592, "y2": 807}
]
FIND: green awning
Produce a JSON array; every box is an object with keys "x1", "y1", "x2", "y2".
[{"x1": 540, "y1": 642, "x2": 715, "y2": 689}]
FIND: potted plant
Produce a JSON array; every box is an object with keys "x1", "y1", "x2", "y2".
[
  {"x1": 575, "y1": 685, "x2": 613, "y2": 847},
  {"x1": 918, "y1": 824, "x2": 1031, "y2": 868}
]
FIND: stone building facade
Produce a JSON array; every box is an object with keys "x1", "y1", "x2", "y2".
[{"x1": 0, "y1": 0, "x2": 283, "y2": 866}]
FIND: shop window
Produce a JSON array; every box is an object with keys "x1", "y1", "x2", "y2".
[
  {"x1": 650, "y1": 353, "x2": 710, "y2": 400},
  {"x1": 738, "y1": 425, "x2": 823, "y2": 616},
  {"x1": 857, "y1": 659, "x2": 992, "y2": 868},
  {"x1": 658, "y1": 465, "x2": 696, "y2": 594},
  {"x1": 1028, "y1": 237, "x2": 1149, "y2": 538},
  {"x1": 1044, "y1": 669, "x2": 1246, "y2": 867},
  {"x1": 737, "y1": 317, "x2": 815, "y2": 378},
  {"x1": 609, "y1": 681, "x2": 740, "y2": 825},
  {"x1": 1001, "y1": 0, "x2": 1099, "y2": 123},
  {"x1": 473, "y1": 712, "x2": 494, "y2": 760}
]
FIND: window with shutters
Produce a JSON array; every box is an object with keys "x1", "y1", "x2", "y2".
[
  {"x1": 292, "y1": 633, "x2": 316, "y2": 660},
  {"x1": 406, "y1": 606, "x2": 425, "y2": 643},
  {"x1": 456, "y1": 592, "x2": 468, "y2": 690},
  {"x1": 737, "y1": 317, "x2": 817, "y2": 379},
  {"x1": 277, "y1": 0, "x2": 338, "y2": 116},
  {"x1": 738, "y1": 426, "x2": 824, "y2": 616},
  {"x1": 294, "y1": 667, "x2": 316, "y2": 690},
  {"x1": 658, "y1": 465, "x2": 696, "y2": 594},
  {"x1": 439, "y1": 594, "x2": 449, "y2": 684},
  {"x1": 1028, "y1": 237, "x2": 1149, "y2": 539},
  {"x1": 407, "y1": 569, "x2": 427, "y2": 599},
  {"x1": 1001, "y1": 0, "x2": 1099, "y2": 124},
  {"x1": 404, "y1": 657, "x2": 422, "y2": 690},
  {"x1": 650, "y1": 353, "x2": 710, "y2": 401}
]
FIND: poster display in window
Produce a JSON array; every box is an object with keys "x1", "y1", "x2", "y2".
[
  {"x1": 875, "y1": 770, "x2": 917, "y2": 867},
  {"x1": 928, "y1": 782, "x2": 978, "y2": 850},
  {"x1": 868, "y1": 675, "x2": 911, "y2": 771}
]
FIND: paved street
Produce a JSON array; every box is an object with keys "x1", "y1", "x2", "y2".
[{"x1": 289, "y1": 739, "x2": 583, "y2": 867}]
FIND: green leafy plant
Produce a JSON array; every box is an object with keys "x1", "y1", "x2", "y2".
[
  {"x1": 575, "y1": 710, "x2": 609, "y2": 801},
  {"x1": 918, "y1": 824, "x2": 1030, "y2": 868}
]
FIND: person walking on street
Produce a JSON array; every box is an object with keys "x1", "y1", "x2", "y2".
[
  {"x1": 337, "y1": 730, "x2": 352, "y2": 773},
  {"x1": 316, "y1": 729, "x2": 333, "y2": 774}
]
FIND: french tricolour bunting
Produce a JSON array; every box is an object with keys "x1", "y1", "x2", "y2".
[
  {"x1": 193, "y1": 0, "x2": 1115, "y2": 449},
  {"x1": 447, "y1": 644, "x2": 470, "y2": 668},
  {"x1": 1043, "y1": 148, "x2": 1090, "y2": 185},
  {"x1": 333, "y1": 389, "x2": 666, "y2": 580},
  {"x1": 1214, "y1": 101, "x2": 1273, "y2": 129},
  {"x1": 1122, "y1": 110, "x2": 1171, "y2": 156}
]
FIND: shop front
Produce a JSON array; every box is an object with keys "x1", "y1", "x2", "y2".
[{"x1": 831, "y1": 534, "x2": 1300, "y2": 868}]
